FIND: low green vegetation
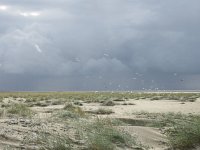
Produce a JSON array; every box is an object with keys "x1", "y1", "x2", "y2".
[
  {"x1": 24, "y1": 131, "x2": 72, "y2": 150},
  {"x1": 23, "y1": 118, "x2": 139, "y2": 150},
  {"x1": 54, "y1": 102, "x2": 86, "y2": 120},
  {"x1": 7, "y1": 103, "x2": 33, "y2": 117},
  {"x1": 133, "y1": 111, "x2": 200, "y2": 149},
  {"x1": 92, "y1": 108, "x2": 114, "y2": 115},
  {"x1": 0, "y1": 92, "x2": 199, "y2": 103},
  {"x1": 77, "y1": 118, "x2": 142, "y2": 150},
  {"x1": 0, "y1": 92, "x2": 200, "y2": 149},
  {"x1": 133, "y1": 111, "x2": 190, "y2": 127},
  {"x1": 0, "y1": 109, "x2": 4, "y2": 117},
  {"x1": 167, "y1": 117, "x2": 200, "y2": 149},
  {"x1": 101, "y1": 100, "x2": 115, "y2": 106},
  {"x1": 63, "y1": 103, "x2": 85, "y2": 116}
]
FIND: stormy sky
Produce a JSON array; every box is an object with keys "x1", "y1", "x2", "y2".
[{"x1": 0, "y1": 0, "x2": 200, "y2": 91}]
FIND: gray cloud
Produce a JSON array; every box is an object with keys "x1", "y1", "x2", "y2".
[{"x1": 0, "y1": 0, "x2": 200, "y2": 91}]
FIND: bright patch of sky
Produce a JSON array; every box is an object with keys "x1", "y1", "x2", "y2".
[
  {"x1": 34, "y1": 44, "x2": 42, "y2": 53},
  {"x1": 0, "y1": 4, "x2": 40, "y2": 17},
  {"x1": 20, "y1": 12, "x2": 40, "y2": 17},
  {"x1": 0, "y1": 5, "x2": 7, "y2": 10}
]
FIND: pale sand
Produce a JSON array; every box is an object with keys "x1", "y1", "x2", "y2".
[
  {"x1": 1, "y1": 97, "x2": 200, "y2": 149},
  {"x1": 81, "y1": 99, "x2": 200, "y2": 149}
]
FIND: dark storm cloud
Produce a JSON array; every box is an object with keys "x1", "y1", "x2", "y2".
[{"x1": 0, "y1": 0, "x2": 200, "y2": 91}]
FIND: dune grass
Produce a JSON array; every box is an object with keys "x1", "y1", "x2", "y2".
[
  {"x1": 133, "y1": 111, "x2": 200, "y2": 149},
  {"x1": 7, "y1": 103, "x2": 33, "y2": 117},
  {"x1": 0, "y1": 92, "x2": 199, "y2": 103},
  {"x1": 167, "y1": 117, "x2": 200, "y2": 149},
  {"x1": 77, "y1": 118, "x2": 141, "y2": 150}
]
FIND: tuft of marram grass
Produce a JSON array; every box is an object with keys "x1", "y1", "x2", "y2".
[
  {"x1": 7, "y1": 103, "x2": 33, "y2": 117},
  {"x1": 93, "y1": 108, "x2": 114, "y2": 115},
  {"x1": 53, "y1": 102, "x2": 86, "y2": 120},
  {"x1": 24, "y1": 130, "x2": 72, "y2": 150},
  {"x1": 63, "y1": 102, "x2": 76, "y2": 111},
  {"x1": 101, "y1": 100, "x2": 115, "y2": 106},
  {"x1": 77, "y1": 118, "x2": 140, "y2": 150},
  {"x1": 0, "y1": 109, "x2": 5, "y2": 117},
  {"x1": 167, "y1": 118, "x2": 200, "y2": 149},
  {"x1": 134, "y1": 111, "x2": 200, "y2": 149},
  {"x1": 56, "y1": 108, "x2": 86, "y2": 119}
]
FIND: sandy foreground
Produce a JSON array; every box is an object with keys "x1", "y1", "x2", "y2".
[
  {"x1": 82, "y1": 99, "x2": 200, "y2": 150},
  {"x1": 0, "y1": 94, "x2": 200, "y2": 150}
]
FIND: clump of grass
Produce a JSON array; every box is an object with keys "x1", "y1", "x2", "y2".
[
  {"x1": 54, "y1": 103, "x2": 85, "y2": 120},
  {"x1": 0, "y1": 109, "x2": 5, "y2": 117},
  {"x1": 57, "y1": 107, "x2": 85, "y2": 119},
  {"x1": 133, "y1": 111, "x2": 190, "y2": 127},
  {"x1": 167, "y1": 118, "x2": 200, "y2": 149},
  {"x1": 63, "y1": 102, "x2": 76, "y2": 111},
  {"x1": 110, "y1": 98, "x2": 125, "y2": 102},
  {"x1": 51, "y1": 99, "x2": 65, "y2": 105},
  {"x1": 188, "y1": 98, "x2": 196, "y2": 102},
  {"x1": 1, "y1": 103, "x2": 10, "y2": 108},
  {"x1": 40, "y1": 134, "x2": 72, "y2": 150},
  {"x1": 122, "y1": 102, "x2": 135, "y2": 105},
  {"x1": 64, "y1": 103, "x2": 85, "y2": 115},
  {"x1": 7, "y1": 103, "x2": 33, "y2": 117},
  {"x1": 34, "y1": 101, "x2": 49, "y2": 107},
  {"x1": 150, "y1": 97, "x2": 160, "y2": 100},
  {"x1": 101, "y1": 100, "x2": 115, "y2": 106},
  {"x1": 58, "y1": 110, "x2": 78, "y2": 119},
  {"x1": 73, "y1": 101, "x2": 83, "y2": 106},
  {"x1": 0, "y1": 97, "x2": 3, "y2": 102},
  {"x1": 93, "y1": 108, "x2": 114, "y2": 115},
  {"x1": 134, "y1": 111, "x2": 200, "y2": 149},
  {"x1": 24, "y1": 131, "x2": 72, "y2": 150},
  {"x1": 78, "y1": 118, "x2": 139, "y2": 150}
]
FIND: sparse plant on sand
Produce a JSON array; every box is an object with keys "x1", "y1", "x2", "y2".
[
  {"x1": 101, "y1": 100, "x2": 115, "y2": 106},
  {"x1": 54, "y1": 102, "x2": 85, "y2": 120},
  {"x1": 7, "y1": 103, "x2": 33, "y2": 117},
  {"x1": 24, "y1": 130, "x2": 72, "y2": 150},
  {"x1": 77, "y1": 118, "x2": 140, "y2": 150},
  {"x1": 167, "y1": 117, "x2": 200, "y2": 149},
  {"x1": 93, "y1": 108, "x2": 114, "y2": 115}
]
